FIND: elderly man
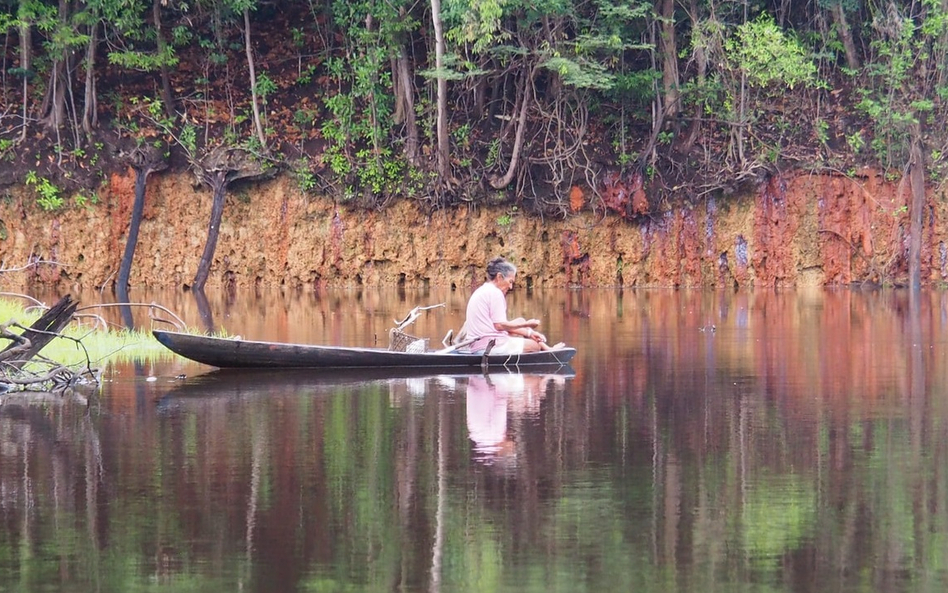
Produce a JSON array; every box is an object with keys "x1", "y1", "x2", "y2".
[{"x1": 464, "y1": 257, "x2": 565, "y2": 354}]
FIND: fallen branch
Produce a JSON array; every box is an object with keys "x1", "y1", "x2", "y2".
[
  {"x1": 0, "y1": 294, "x2": 78, "y2": 369},
  {"x1": 76, "y1": 302, "x2": 188, "y2": 331},
  {"x1": 0, "y1": 260, "x2": 68, "y2": 274}
]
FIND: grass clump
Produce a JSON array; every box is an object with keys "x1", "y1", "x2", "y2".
[{"x1": 0, "y1": 297, "x2": 175, "y2": 367}]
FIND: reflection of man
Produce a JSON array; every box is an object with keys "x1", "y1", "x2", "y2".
[
  {"x1": 466, "y1": 375, "x2": 519, "y2": 460},
  {"x1": 466, "y1": 373, "x2": 565, "y2": 464}
]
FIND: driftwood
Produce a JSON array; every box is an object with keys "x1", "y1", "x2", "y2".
[{"x1": 0, "y1": 294, "x2": 79, "y2": 369}]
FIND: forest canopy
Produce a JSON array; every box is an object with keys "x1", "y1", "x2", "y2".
[{"x1": 0, "y1": 0, "x2": 946, "y2": 215}]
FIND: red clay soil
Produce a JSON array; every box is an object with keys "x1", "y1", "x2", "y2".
[{"x1": 1, "y1": 168, "x2": 946, "y2": 292}]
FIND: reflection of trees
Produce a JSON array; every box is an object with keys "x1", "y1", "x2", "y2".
[
  {"x1": 0, "y1": 402, "x2": 104, "y2": 587},
  {"x1": 568, "y1": 289, "x2": 948, "y2": 590},
  {"x1": 4, "y1": 287, "x2": 948, "y2": 591}
]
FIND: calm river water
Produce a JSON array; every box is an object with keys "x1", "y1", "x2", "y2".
[{"x1": 2, "y1": 287, "x2": 948, "y2": 593}]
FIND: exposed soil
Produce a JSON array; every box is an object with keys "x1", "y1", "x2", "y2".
[{"x1": 2, "y1": 167, "x2": 945, "y2": 293}]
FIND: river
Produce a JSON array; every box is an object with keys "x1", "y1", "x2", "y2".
[{"x1": 1, "y1": 287, "x2": 946, "y2": 592}]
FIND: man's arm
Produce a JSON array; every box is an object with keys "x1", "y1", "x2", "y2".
[{"x1": 493, "y1": 317, "x2": 540, "y2": 336}]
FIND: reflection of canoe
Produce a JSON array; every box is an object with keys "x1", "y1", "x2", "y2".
[
  {"x1": 153, "y1": 330, "x2": 577, "y2": 370},
  {"x1": 156, "y1": 367, "x2": 575, "y2": 408}
]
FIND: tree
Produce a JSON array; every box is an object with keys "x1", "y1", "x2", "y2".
[
  {"x1": 116, "y1": 143, "x2": 168, "y2": 303},
  {"x1": 225, "y1": 0, "x2": 268, "y2": 150},
  {"x1": 191, "y1": 146, "x2": 276, "y2": 291},
  {"x1": 823, "y1": 0, "x2": 861, "y2": 71},
  {"x1": 659, "y1": 0, "x2": 680, "y2": 117},
  {"x1": 431, "y1": 0, "x2": 451, "y2": 184},
  {"x1": 105, "y1": 0, "x2": 182, "y2": 122},
  {"x1": 856, "y1": 1, "x2": 948, "y2": 289},
  {"x1": 320, "y1": 0, "x2": 419, "y2": 204}
]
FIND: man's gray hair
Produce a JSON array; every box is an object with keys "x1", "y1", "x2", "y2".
[{"x1": 486, "y1": 257, "x2": 517, "y2": 280}]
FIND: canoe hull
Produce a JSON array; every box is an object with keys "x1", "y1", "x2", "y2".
[{"x1": 153, "y1": 330, "x2": 576, "y2": 370}]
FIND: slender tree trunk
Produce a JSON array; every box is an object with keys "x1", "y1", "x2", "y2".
[
  {"x1": 909, "y1": 123, "x2": 924, "y2": 292},
  {"x1": 244, "y1": 8, "x2": 267, "y2": 150},
  {"x1": 153, "y1": 0, "x2": 176, "y2": 118},
  {"x1": 117, "y1": 167, "x2": 151, "y2": 295},
  {"x1": 734, "y1": 1, "x2": 749, "y2": 164},
  {"x1": 394, "y1": 49, "x2": 418, "y2": 165},
  {"x1": 829, "y1": 2, "x2": 860, "y2": 71},
  {"x1": 193, "y1": 172, "x2": 228, "y2": 291},
  {"x1": 41, "y1": 60, "x2": 67, "y2": 130},
  {"x1": 41, "y1": 0, "x2": 69, "y2": 131},
  {"x1": 660, "y1": 0, "x2": 680, "y2": 117},
  {"x1": 430, "y1": 0, "x2": 450, "y2": 182},
  {"x1": 683, "y1": 0, "x2": 706, "y2": 153},
  {"x1": 82, "y1": 19, "x2": 98, "y2": 133},
  {"x1": 490, "y1": 67, "x2": 533, "y2": 189},
  {"x1": 18, "y1": 18, "x2": 31, "y2": 142}
]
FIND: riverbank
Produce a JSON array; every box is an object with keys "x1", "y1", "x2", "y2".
[{"x1": 1, "y1": 168, "x2": 945, "y2": 292}]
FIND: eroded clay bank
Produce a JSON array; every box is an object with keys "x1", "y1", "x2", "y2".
[{"x1": 2, "y1": 168, "x2": 946, "y2": 293}]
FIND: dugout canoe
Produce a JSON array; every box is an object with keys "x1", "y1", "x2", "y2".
[{"x1": 153, "y1": 330, "x2": 577, "y2": 370}]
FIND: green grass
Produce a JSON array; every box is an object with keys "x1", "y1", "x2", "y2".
[{"x1": 0, "y1": 297, "x2": 175, "y2": 367}]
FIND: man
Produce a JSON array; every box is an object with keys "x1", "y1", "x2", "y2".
[{"x1": 464, "y1": 257, "x2": 565, "y2": 354}]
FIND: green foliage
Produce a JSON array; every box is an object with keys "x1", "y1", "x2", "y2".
[
  {"x1": 254, "y1": 71, "x2": 278, "y2": 102},
  {"x1": 319, "y1": 0, "x2": 419, "y2": 201},
  {"x1": 181, "y1": 124, "x2": 198, "y2": 157},
  {"x1": 73, "y1": 191, "x2": 99, "y2": 208},
  {"x1": 108, "y1": 44, "x2": 179, "y2": 71},
  {"x1": 25, "y1": 171, "x2": 64, "y2": 211},
  {"x1": 444, "y1": 0, "x2": 507, "y2": 52},
  {"x1": 485, "y1": 138, "x2": 500, "y2": 169},
  {"x1": 496, "y1": 206, "x2": 517, "y2": 227},
  {"x1": 846, "y1": 130, "x2": 865, "y2": 153},
  {"x1": 0, "y1": 138, "x2": 13, "y2": 161},
  {"x1": 293, "y1": 160, "x2": 319, "y2": 194},
  {"x1": 725, "y1": 14, "x2": 817, "y2": 90},
  {"x1": 541, "y1": 56, "x2": 614, "y2": 90},
  {"x1": 853, "y1": 2, "x2": 948, "y2": 168},
  {"x1": 297, "y1": 63, "x2": 319, "y2": 85}
]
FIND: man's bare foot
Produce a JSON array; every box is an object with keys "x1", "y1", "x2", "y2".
[{"x1": 541, "y1": 342, "x2": 567, "y2": 351}]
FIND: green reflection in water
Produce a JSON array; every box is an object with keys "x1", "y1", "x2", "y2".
[{"x1": 8, "y1": 289, "x2": 948, "y2": 592}]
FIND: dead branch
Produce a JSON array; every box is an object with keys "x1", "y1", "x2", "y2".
[
  {"x1": 0, "y1": 294, "x2": 78, "y2": 369},
  {"x1": 0, "y1": 260, "x2": 68, "y2": 274},
  {"x1": 76, "y1": 302, "x2": 188, "y2": 331},
  {"x1": 0, "y1": 292, "x2": 45, "y2": 307}
]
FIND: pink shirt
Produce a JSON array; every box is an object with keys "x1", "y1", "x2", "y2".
[{"x1": 465, "y1": 282, "x2": 509, "y2": 351}]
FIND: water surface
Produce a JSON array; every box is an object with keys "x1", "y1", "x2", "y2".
[{"x1": 2, "y1": 288, "x2": 947, "y2": 592}]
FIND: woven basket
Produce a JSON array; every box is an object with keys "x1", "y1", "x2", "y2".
[{"x1": 389, "y1": 328, "x2": 429, "y2": 353}]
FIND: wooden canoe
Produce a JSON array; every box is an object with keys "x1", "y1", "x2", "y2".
[{"x1": 153, "y1": 330, "x2": 577, "y2": 370}]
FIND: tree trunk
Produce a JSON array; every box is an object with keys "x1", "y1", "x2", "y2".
[
  {"x1": 682, "y1": 0, "x2": 706, "y2": 153},
  {"x1": 829, "y1": 2, "x2": 860, "y2": 71},
  {"x1": 394, "y1": 49, "x2": 418, "y2": 165},
  {"x1": 430, "y1": 0, "x2": 450, "y2": 182},
  {"x1": 82, "y1": 19, "x2": 98, "y2": 134},
  {"x1": 116, "y1": 168, "x2": 150, "y2": 295},
  {"x1": 908, "y1": 123, "x2": 924, "y2": 292},
  {"x1": 0, "y1": 295, "x2": 78, "y2": 369},
  {"x1": 244, "y1": 8, "x2": 267, "y2": 150},
  {"x1": 18, "y1": 17, "x2": 31, "y2": 142},
  {"x1": 660, "y1": 0, "x2": 680, "y2": 117},
  {"x1": 41, "y1": 0, "x2": 69, "y2": 131},
  {"x1": 153, "y1": 0, "x2": 176, "y2": 118},
  {"x1": 192, "y1": 171, "x2": 228, "y2": 291},
  {"x1": 490, "y1": 67, "x2": 533, "y2": 189},
  {"x1": 41, "y1": 59, "x2": 67, "y2": 131}
]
